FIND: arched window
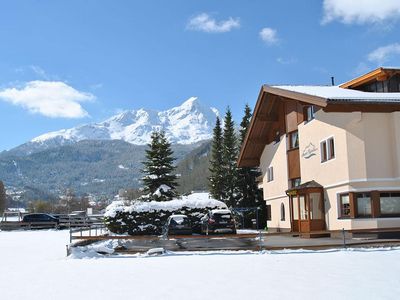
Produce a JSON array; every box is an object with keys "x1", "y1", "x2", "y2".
[{"x1": 281, "y1": 203, "x2": 285, "y2": 221}]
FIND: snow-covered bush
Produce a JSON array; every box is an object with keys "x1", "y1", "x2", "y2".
[{"x1": 104, "y1": 193, "x2": 227, "y2": 235}]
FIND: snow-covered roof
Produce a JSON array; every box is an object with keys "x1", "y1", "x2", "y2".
[{"x1": 271, "y1": 85, "x2": 400, "y2": 103}]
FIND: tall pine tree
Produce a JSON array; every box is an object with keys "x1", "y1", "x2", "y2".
[
  {"x1": 208, "y1": 117, "x2": 224, "y2": 200},
  {"x1": 236, "y1": 104, "x2": 266, "y2": 228},
  {"x1": 141, "y1": 131, "x2": 178, "y2": 201},
  {"x1": 222, "y1": 108, "x2": 238, "y2": 207},
  {"x1": 236, "y1": 104, "x2": 262, "y2": 206}
]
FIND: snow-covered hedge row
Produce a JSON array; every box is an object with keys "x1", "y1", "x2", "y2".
[{"x1": 104, "y1": 193, "x2": 227, "y2": 235}]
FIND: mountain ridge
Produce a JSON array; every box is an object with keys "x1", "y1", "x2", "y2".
[
  {"x1": 29, "y1": 97, "x2": 218, "y2": 148},
  {"x1": 0, "y1": 98, "x2": 217, "y2": 202}
]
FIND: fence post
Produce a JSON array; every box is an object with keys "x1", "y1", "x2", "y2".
[{"x1": 342, "y1": 228, "x2": 346, "y2": 249}]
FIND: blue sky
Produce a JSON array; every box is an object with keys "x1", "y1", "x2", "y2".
[{"x1": 1, "y1": 0, "x2": 400, "y2": 151}]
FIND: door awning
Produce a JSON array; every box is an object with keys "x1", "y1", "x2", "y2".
[{"x1": 286, "y1": 180, "x2": 323, "y2": 196}]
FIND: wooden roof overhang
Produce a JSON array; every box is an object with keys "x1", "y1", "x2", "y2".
[
  {"x1": 238, "y1": 84, "x2": 400, "y2": 168},
  {"x1": 339, "y1": 67, "x2": 400, "y2": 89},
  {"x1": 237, "y1": 85, "x2": 327, "y2": 168}
]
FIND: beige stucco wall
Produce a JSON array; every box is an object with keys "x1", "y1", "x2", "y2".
[
  {"x1": 298, "y1": 111, "x2": 354, "y2": 185},
  {"x1": 259, "y1": 109, "x2": 400, "y2": 231},
  {"x1": 298, "y1": 111, "x2": 400, "y2": 185},
  {"x1": 259, "y1": 135, "x2": 288, "y2": 200},
  {"x1": 259, "y1": 135, "x2": 291, "y2": 230},
  {"x1": 392, "y1": 112, "x2": 400, "y2": 178},
  {"x1": 306, "y1": 111, "x2": 400, "y2": 230},
  {"x1": 265, "y1": 196, "x2": 291, "y2": 231}
]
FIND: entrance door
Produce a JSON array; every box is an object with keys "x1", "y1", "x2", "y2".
[
  {"x1": 308, "y1": 192, "x2": 325, "y2": 232},
  {"x1": 298, "y1": 195, "x2": 310, "y2": 232},
  {"x1": 291, "y1": 191, "x2": 325, "y2": 234}
]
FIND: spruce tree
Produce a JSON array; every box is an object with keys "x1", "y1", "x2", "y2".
[
  {"x1": 141, "y1": 131, "x2": 178, "y2": 201},
  {"x1": 236, "y1": 104, "x2": 261, "y2": 206},
  {"x1": 208, "y1": 117, "x2": 224, "y2": 200},
  {"x1": 236, "y1": 104, "x2": 266, "y2": 228},
  {"x1": 0, "y1": 180, "x2": 6, "y2": 214},
  {"x1": 222, "y1": 108, "x2": 238, "y2": 207}
]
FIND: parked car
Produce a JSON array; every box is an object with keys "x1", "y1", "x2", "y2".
[
  {"x1": 22, "y1": 213, "x2": 59, "y2": 227},
  {"x1": 163, "y1": 215, "x2": 193, "y2": 236},
  {"x1": 201, "y1": 209, "x2": 237, "y2": 235}
]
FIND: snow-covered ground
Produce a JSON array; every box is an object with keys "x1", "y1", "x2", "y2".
[{"x1": 0, "y1": 230, "x2": 399, "y2": 299}]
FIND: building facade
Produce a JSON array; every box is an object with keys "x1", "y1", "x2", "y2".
[{"x1": 238, "y1": 67, "x2": 400, "y2": 235}]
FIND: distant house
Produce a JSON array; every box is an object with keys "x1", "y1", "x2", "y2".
[{"x1": 238, "y1": 67, "x2": 400, "y2": 236}]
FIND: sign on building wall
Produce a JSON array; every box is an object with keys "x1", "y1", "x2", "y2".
[{"x1": 302, "y1": 142, "x2": 317, "y2": 159}]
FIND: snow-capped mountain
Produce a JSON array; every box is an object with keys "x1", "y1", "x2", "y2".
[{"x1": 31, "y1": 97, "x2": 219, "y2": 147}]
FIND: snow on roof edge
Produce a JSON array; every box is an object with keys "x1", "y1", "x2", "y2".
[{"x1": 270, "y1": 85, "x2": 400, "y2": 101}]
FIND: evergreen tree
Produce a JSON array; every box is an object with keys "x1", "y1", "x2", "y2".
[
  {"x1": 0, "y1": 180, "x2": 6, "y2": 213},
  {"x1": 208, "y1": 117, "x2": 224, "y2": 200},
  {"x1": 141, "y1": 131, "x2": 178, "y2": 201},
  {"x1": 236, "y1": 104, "x2": 266, "y2": 228},
  {"x1": 222, "y1": 108, "x2": 239, "y2": 207}
]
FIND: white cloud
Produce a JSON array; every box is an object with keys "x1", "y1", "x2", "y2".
[
  {"x1": 30, "y1": 65, "x2": 49, "y2": 79},
  {"x1": 259, "y1": 27, "x2": 278, "y2": 45},
  {"x1": 276, "y1": 57, "x2": 296, "y2": 65},
  {"x1": 187, "y1": 13, "x2": 240, "y2": 33},
  {"x1": 322, "y1": 0, "x2": 400, "y2": 25},
  {"x1": 90, "y1": 83, "x2": 103, "y2": 90},
  {"x1": 352, "y1": 62, "x2": 372, "y2": 76},
  {"x1": 367, "y1": 43, "x2": 400, "y2": 64},
  {"x1": 0, "y1": 81, "x2": 95, "y2": 118}
]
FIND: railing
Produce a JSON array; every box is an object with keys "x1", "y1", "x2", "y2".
[
  {"x1": 70, "y1": 225, "x2": 400, "y2": 254},
  {"x1": 0, "y1": 221, "x2": 59, "y2": 230},
  {"x1": 0, "y1": 215, "x2": 104, "y2": 231},
  {"x1": 69, "y1": 223, "x2": 108, "y2": 243}
]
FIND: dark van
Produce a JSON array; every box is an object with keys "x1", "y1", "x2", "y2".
[{"x1": 201, "y1": 209, "x2": 236, "y2": 235}]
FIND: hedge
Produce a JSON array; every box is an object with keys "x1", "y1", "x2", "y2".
[{"x1": 104, "y1": 196, "x2": 227, "y2": 235}]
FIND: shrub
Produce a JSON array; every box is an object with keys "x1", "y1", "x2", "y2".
[{"x1": 104, "y1": 194, "x2": 227, "y2": 235}]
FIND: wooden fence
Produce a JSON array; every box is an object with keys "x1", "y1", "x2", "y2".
[{"x1": 0, "y1": 215, "x2": 104, "y2": 231}]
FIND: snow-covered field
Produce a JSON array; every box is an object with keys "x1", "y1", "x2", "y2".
[{"x1": 0, "y1": 230, "x2": 399, "y2": 300}]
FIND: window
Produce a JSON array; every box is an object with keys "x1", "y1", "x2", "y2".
[
  {"x1": 280, "y1": 203, "x2": 285, "y2": 221},
  {"x1": 274, "y1": 131, "x2": 281, "y2": 144},
  {"x1": 291, "y1": 178, "x2": 301, "y2": 188},
  {"x1": 267, "y1": 166, "x2": 274, "y2": 182},
  {"x1": 292, "y1": 196, "x2": 299, "y2": 220},
  {"x1": 356, "y1": 193, "x2": 371, "y2": 217},
  {"x1": 339, "y1": 194, "x2": 351, "y2": 218},
  {"x1": 299, "y1": 195, "x2": 308, "y2": 220},
  {"x1": 266, "y1": 205, "x2": 272, "y2": 221},
  {"x1": 321, "y1": 137, "x2": 335, "y2": 162},
  {"x1": 288, "y1": 131, "x2": 299, "y2": 150},
  {"x1": 305, "y1": 105, "x2": 315, "y2": 122},
  {"x1": 380, "y1": 193, "x2": 400, "y2": 216},
  {"x1": 309, "y1": 193, "x2": 323, "y2": 220}
]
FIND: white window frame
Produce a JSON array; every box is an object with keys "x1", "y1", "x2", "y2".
[
  {"x1": 320, "y1": 136, "x2": 335, "y2": 163},
  {"x1": 305, "y1": 105, "x2": 315, "y2": 123}
]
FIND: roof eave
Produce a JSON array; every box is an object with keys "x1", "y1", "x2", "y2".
[
  {"x1": 237, "y1": 85, "x2": 266, "y2": 168},
  {"x1": 339, "y1": 67, "x2": 400, "y2": 89},
  {"x1": 264, "y1": 85, "x2": 328, "y2": 107},
  {"x1": 237, "y1": 85, "x2": 328, "y2": 168}
]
